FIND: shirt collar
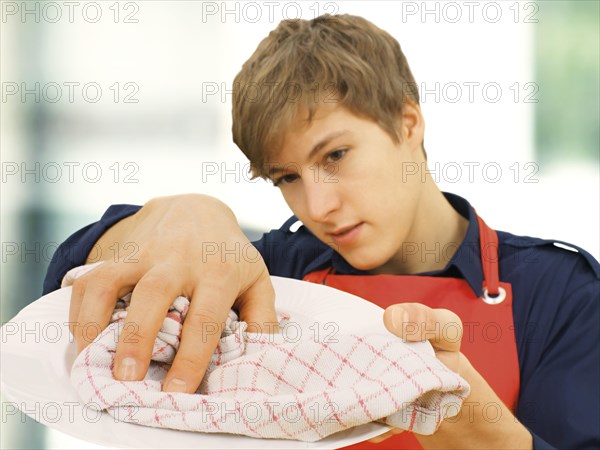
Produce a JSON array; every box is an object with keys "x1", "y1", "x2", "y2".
[
  {"x1": 331, "y1": 192, "x2": 484, "y2": 297},
  {"x1": 442, "y1": 192, "x2": 484, "y2": 296}
]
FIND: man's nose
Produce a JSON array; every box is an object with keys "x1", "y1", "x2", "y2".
[{"x1": 303, "y1": 175, "x2": 341, "y2": 223}]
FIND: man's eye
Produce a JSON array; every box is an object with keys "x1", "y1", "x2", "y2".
[
  {"x1": 273, "y1": 173, "x2": 299, "y2": 187},
  {"x1": 326, "y1": 149, "x2": 347, "y2": 163}
]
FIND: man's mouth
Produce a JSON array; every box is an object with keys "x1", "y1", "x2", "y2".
[
  {"x1": 328, "y1": 224, "x2": 361, "y2": 236},
  {"x1": 326, "y1": 223, "x2": 364, "y2": 246}
]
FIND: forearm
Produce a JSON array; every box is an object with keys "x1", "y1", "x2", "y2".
[{"x1": 417, "y1": 355, "x2": 532, "y2": 449}]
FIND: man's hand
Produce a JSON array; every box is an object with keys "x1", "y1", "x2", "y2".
[
  {"x1": 68, "y1": 194, "x2": 278, "y2": 394},
  {"x1": 369, "y1": 303, "x2": 533, "y2": 449}
]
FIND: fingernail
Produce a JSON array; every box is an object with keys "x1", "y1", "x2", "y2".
[
  {"x1": 392, "y1": 307, "x2": 409, "y2": 330},
  {"x1": 117, "y1": 357, "x2": 138, "y2": 381},
  {"x1": 165, "y1": 378, "x2": 187, "y2": 393}
]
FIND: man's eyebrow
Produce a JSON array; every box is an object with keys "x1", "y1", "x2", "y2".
[{"x1": 268, "y1": 130, "x2": 350, "y2": 176}]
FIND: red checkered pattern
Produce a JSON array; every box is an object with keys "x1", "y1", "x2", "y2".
[{"x1": 67, "y1": 266, "x2": 470, "y2": 442}]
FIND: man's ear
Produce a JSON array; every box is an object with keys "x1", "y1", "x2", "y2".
[{"x1": 397, "y1": 98, "x2": 425, "y2": 153}]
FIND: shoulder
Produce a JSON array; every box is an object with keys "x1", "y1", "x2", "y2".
[
  {"x1": 266, "y1": 216, "x2": 326, "y2": 248},
  {"x1": 254, "y1": 216, "x2": 334, "y2": 278},
  {"x1": 498, "y1": 230, "x2": 599, "y2": 279},
  {"x1": 496, "y1": 230, "x2": 599, "y2": 306}
]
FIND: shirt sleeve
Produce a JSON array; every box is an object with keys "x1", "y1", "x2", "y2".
[
  {"x1": 529, "y1": 431, "x2": 556, "y2": 450},
  {"x1": 517, "y1": 277, "x2": 600, "y2": 448},
  {"x1": 42, "y1": 204, "x2": 142, "y2": 295}
]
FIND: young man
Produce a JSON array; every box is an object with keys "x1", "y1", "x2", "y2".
[{"x1": 44, "y1": 14, "x2": 598, "y2": 449}]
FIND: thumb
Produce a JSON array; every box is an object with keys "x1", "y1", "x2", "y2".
[
  {"x1": 368, "y1": 427, "x2": 405, "y2": 443},
  {"x1": 383, "y1": 303, "x2": 463, "y2": 352},
  {"x1": 235, "y1": 268, "x2": 279, "y2": 333}
]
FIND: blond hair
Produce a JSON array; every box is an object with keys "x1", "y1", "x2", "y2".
[{"x1": 232, "y1": 14, "x2": 421, "y2": 178}]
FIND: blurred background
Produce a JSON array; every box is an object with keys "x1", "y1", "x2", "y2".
[{"x1": 1, "y1": 1, "x2": 598, "y2": 448}]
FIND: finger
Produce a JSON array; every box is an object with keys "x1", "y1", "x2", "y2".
[
  {"x1": 74, "y1": 263, "x2": 139, "y2": 353},
  {"x1": 69, "y1": 267, "x2": 135, "y2": 337},
  {"x1": 235, "y1": 265, "x2": 279, "y2": 334},
  {"x1": 383, "y1": 303, "x2": 463, "y2": 352},
  {"x1": 69, "y1": 278, "x2": 86, "y2": 338},
  {"x1": 113, "y1": 266, "x2": 180, "y2": 381},
  {"x1": 368, "y1": 427, "x2": 404, "y2": 443},
  {"x1": 163, "y1": 275, "x2": 235, "y2": 393},
  {"x1": 68, "y1": 262, "x2": 108, "y2": 337}
]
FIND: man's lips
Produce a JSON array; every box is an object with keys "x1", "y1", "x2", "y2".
[
  {"x1": 325, "y1": 223, "x2": 364, "y2": 246},
  {"x1": 326, "y1": 223, "x2": 362, "y2": 236}
]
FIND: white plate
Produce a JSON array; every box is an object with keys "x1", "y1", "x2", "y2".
[{"x1": 1, "y1": 276, "x2": 431, "y2": 449}]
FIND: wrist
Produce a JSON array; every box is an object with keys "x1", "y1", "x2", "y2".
[{"x1": 86, "y1": 211, "x2": 140, "y2": 264}]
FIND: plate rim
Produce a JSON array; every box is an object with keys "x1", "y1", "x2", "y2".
[{"x1": 1, "y1": 275, "x2": 393, "y2": 449}]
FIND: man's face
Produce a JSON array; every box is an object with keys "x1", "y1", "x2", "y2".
[{"x1": 267, "y1": 103, "x2": 427, "y2": 272}]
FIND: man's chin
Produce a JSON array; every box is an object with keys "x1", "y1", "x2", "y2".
[{"x1": 339, "y1": 252, "x2": 383, "y2": 272}]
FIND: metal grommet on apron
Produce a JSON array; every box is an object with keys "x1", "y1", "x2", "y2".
[{"x1": 482, "y1": 286, "x2": 507, "y2": 304}]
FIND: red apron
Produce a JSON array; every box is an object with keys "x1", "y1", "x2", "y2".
[{"x1": 303, "y1": 216, "x2": 520, "y2": 449}]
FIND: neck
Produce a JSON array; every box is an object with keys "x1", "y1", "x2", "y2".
[{"x1": 372, "y1": 180, "x2": 469, "y2": 275}]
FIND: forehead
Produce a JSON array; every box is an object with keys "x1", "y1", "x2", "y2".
[{"x1": 271, "y1": 103, "x2": 357, "y2": 159}]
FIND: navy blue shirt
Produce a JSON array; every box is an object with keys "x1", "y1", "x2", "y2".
[{"x1": 43, "y1": 193, "x2": 600, "y2": 449}]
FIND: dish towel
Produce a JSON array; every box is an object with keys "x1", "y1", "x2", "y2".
[{"x1": 66, "y1": 264, "x2": 470, "y2": 442}]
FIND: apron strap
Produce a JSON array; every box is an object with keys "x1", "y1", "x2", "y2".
[
  {"x1": 476, "y1": 215, "x2": 500, "y2": 296},
  {"x1": 303, "y1": 267, "x2": 332, "y2": 284}
]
